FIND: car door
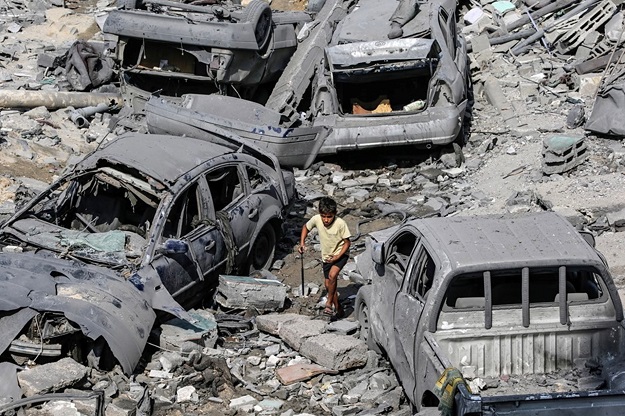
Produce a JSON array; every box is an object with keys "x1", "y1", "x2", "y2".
[
  {"x1": 152, "y1": 179, "x2": 223, "y2": 306},
  {"x1": 374, "y1": 230, "x2": 419, "y2": 359},
  {"x1": 204, "y1": 163, "x2": 264, "y2": 269},
  {"x1": 392, "y1": 242, "x2": 435, "y2": 400}
]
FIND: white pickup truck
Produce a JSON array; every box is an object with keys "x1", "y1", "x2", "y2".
[{"x1": 353, "y1": 212, "x2": 625, "y2": 415}]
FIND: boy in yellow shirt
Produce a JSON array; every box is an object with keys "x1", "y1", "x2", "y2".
[{"x1": 298, "y1": 197, "x2": 351, "y2": 318}]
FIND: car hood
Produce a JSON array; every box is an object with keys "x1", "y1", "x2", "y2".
[{"x1": 0, "y1": 252, "x2": 181, "y2": 374}]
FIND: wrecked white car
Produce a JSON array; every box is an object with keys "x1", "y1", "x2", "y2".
[
  {"x1": 103, "y1": 0, "x2": 311, "y2": 110},
  {"x1": 0, "y1": 132, "x2": 294, "y2": 375},
  {"x1": 354, "y1": 213, "x2": 625, "y2": 415},
  {"x1": 143, "y1": 0, "x2": 470, "y2": 168}
]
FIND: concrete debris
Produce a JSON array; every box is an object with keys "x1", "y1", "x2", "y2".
[
  {"x1": 276, "y1": 363, "x2": 339, "y2": 385},
  {"x1": 17, "y1": 357, "x2": 88, "y2": 397},
  {"x1": 158, "y1": 309, "x2": 218, "y2": 354},
  {"x1": 215, "y1": 274, "x2": 287, "y2": 311},
  {"x1": 299, "y1": 334, "x2": 368, "y2": 371},
  {"x1": 256, "y1": 313, "x2": 312, "y2": 336},
  {"x1": 542, "y1": 135, "x2": 588, "y2": 175},
  {"x1": 5, "y1": 0, "x2": 625, "y2": 415}
]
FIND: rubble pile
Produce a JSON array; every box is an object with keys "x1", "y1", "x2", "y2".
[
  {"x1": 2, "y1": 0, "x2": 625, "y2": 414},
  {"x1": 6, "y1": 312, "x2": 410, "y2": 416}
]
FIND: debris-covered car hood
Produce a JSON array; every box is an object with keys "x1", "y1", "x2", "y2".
[{"x1": 0, "y1": 252, "x2": 156, "y2": 374}]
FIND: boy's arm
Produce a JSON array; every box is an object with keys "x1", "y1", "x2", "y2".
[
  {"x1": 327, "y1": 238, "x2": 350, "y2": 263},
  {"x1": 298, "y1": 224, "x2": 309, "y2": 254}
]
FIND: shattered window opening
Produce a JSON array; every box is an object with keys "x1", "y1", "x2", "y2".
[
  {"x1": 205, "y1": 166, "x2": 243, "y2": 212},
  {"x1": 445, "y1": 266, "x2": 604, "y2": 311},
  {"x1": 409, "y1": 246, "x2": 434, "y2": 301},
  {"x1": 163, "y1": 182, "x2": 201, "y2": 239},
  {"x1": 387, "y1": 231, "x2": 418, "y2": 284},
  {"x1": 246, "y1": 165, "x2": 271, "y2": 192}
]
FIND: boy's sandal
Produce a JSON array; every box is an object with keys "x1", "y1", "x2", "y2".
[{"x1": 322, "y1": 307, "x2": 334, "y2": 316}]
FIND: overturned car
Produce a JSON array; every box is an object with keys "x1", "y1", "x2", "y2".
[
  {"x1": 143, "y1": 0, "x2": 470, "y2": 168},
  {"x1": 103, "y1": 0, "x2": 312, "y2": 110},
  {"x1": 0, "y1": 132, "x2": 294, "y2": 375}
]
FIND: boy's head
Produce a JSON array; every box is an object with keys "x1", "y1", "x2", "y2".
[{"x1": 318, "y1": 197, "x2": 337, "y2": 227}]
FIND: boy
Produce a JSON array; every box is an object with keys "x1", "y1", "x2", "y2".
[{"x1": 299, "y1": 197, "x2": 351, "y2": 318}]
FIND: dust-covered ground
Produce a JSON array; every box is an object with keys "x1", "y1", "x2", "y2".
[{"x1": 2, "y1": 0, "x2": 625, "y2": 415}]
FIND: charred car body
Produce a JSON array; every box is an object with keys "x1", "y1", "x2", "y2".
[
  {"x1": 353, "y1": 213, "x2": 625, "y2": 415},
  {"x1": 0, "y1": 132, "x2": 294, "y2": 374},
  {"x1": 103, "y1": 0, "x2": 312, "y2": 110},
  {"x1": 115, "y1": 0, "x2": 469, "y2": 167}
]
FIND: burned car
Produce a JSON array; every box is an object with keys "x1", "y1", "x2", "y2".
[
  {"x1": 103, "y1": 0, "x2": 312, "y2": 110},
  {"x1": 143, "y1": 0, "x2": 470, "y2": 168},
  {"x1": 353, "y1": 213, "x2": 625, "y2": 415},
  {"x1": 0, "y1": 132, "x2": 294, "y2": 375}
]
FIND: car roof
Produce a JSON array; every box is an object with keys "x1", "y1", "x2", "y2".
[
  {"x1": 76, "y1": 133, "x2": 236, "y2": 185},
  {"x1": 410, "y1": 212, "x2": 603, "y2": 272}
]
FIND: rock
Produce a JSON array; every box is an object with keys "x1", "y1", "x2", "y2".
[
  {"x1": 106, "y1": 397, "x2": 138, "y2": 416},
  {"x1": 265, "y1": 343, "x2": 281, "y2": 356},
  {"x1": 17, "y1": 357, "x2": 88, "y2": 397},
  {"x1": 257, "y1": 398, "x2": 285, "y2": 411},
  {"x1": 229, "y1": 394, "x2": 258, "y2": 409},
  {"x1": 299, "y1": 334, "x2": 368, "y2": 371},
  {"x1": 177, "y1": 385, "x2": 199, "y2": 403}
]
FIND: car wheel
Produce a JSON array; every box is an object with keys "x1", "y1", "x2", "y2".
[
  {"x1": 242, "y1": 0, "x2": 273, "y2": 51},
  {"x1": 359, "y1": 302, "x2": 382, "y2": 354},
  {"x1": 248, "y1": 223, "x2": 276, "y2": 272}
]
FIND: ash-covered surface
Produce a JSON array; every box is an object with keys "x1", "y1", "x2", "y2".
[{"x1": 2, "y1": 0, "x2": 625, "y2": 415}]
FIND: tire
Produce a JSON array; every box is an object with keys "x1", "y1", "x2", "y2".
[
  {"x1": 248, "y1": 223, "x2": 276, "y2": 272},
  {"x1": 357, "y1": 294, "x2": 382, "y2": 354},
  {"x1": 242, "y1": 0, "x2": 273, "y2": 50}
]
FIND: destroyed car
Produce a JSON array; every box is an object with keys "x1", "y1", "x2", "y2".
[
  {"x1": 103, "y1": 0, "x2": 311, "y2": 110},
  {"x1": 313, "y1": 0, "x2": 470, "y2": 154},
  {"x1": 353, "y1": 212, "x2": 625, "y2": 415},
  {"x1": 0, "y1": 132, "x2": 294, "y2": 375},
  {"x1": 143, "y1": 0, "x2": 470, "y2": 168}
]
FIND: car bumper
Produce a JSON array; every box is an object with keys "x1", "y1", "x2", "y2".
[{"x1": 315, "y1": 100, "x2": 467, "y2": 154}]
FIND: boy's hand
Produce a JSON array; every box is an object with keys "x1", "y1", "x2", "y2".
[
  {"x1": 324, "y1": 254, "x2": 336, "y2": 263},
  {"x1": 298, "y1": 244, "x2": 306, "y2": 254}
]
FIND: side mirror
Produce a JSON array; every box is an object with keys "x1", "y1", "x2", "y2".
[
  {"x1": 371, "y1": 242, "x2": 384, "y2": 265},
  {"x1": 579, "y1": 231, "x2": 596, "y2": 248},
  {"x1": 157, "y1": 239, "x2": 189, "y2": 255}
]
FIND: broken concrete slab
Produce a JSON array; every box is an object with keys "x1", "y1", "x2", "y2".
[
  {"x1": 280, "y1": 319, "x2": 327, "y2": 350},
  {"x1": 299, "y1": 334, "x2": 368, "y2": 371},
  {"x1": 17, "y1": 357, "x2": 88, "y2": 397},
  {"x1": 327, "y1": 319, "x2": 359, "y2": 335},
  {"x1": 276, "y1": 363, "x2": 339, "y2": 385},
  {"x1": 256, "y1": 313, "x2": 312, "y2": 336},
  {"x1": 215, "y1": 274, "x2": 287, "y2": 311},
  {"x1": 158, "y1": 309, "x2": 218, "y2": 354}
]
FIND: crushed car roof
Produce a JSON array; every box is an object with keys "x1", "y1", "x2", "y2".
[
  {"x1": 410, "y1": 212, "x2": 603, "y2": 272},
  {"x1": 77, "y1": 133, "x2": 236, "y2": 184}
]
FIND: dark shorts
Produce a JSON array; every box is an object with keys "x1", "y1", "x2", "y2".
[{"x1": 322, "y1": 254, "x2": 349, "y2": 279}]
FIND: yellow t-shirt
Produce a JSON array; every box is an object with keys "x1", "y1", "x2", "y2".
[{"x1": 305, "y1": 214, "x2": 351, "y2": 260}]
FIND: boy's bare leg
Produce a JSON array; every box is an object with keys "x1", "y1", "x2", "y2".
[
  {"x1": 328, "y1": 265, "x2": 343, "y2": 315},
  {"x1": 323, "y1": 278, "x2": 332, "y2": 311}
]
